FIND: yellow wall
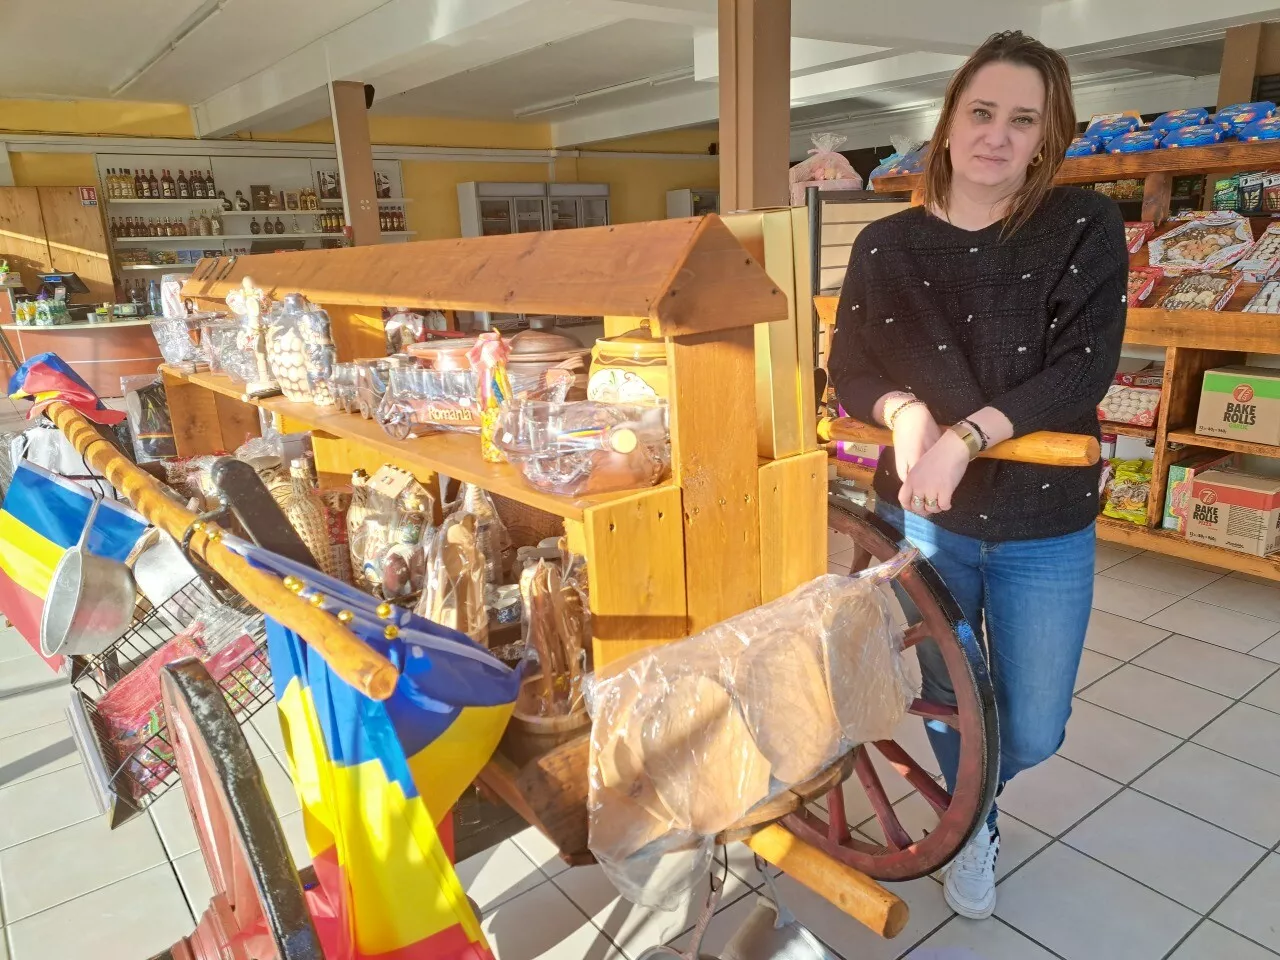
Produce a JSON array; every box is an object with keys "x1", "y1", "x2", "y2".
[
  {"x1": 9, "y1": 153, "x2": 98, "y2": 187},
  {"x1": 248, "y1": 115, "x2": 553, "y2": 151},
  {"x1": 582, "y1": 126, "x2": 718, "y2": 154},
  {"x1": 575, "y1": 156, "x2": 719, "y2": 223},
  {"x1": 0, "y1": 98, "x2": 195, "y2": 138},
  {"x1": 402, "y1": 160, "x2": 552, "y2": 240}
]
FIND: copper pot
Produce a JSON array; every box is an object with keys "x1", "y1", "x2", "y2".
[{"x1": 507, "y1": 329, "x2": 591, "y2": 398}]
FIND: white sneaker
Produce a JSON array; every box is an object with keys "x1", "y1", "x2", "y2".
[{"x1": 943, "y1": 824, "x2": 999, "y2": 919}]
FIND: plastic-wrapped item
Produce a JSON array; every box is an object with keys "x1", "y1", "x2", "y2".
[
  {"x1": 1108, "y1": 130, "x2": 1163, "y2": 154},
  {"x1": 384, "y1": 309, "x2": 426, "y2": 354},
  {"x1": 1214, "y1": 101, "x2": 1276, "y2": 134},
  {"x1": 377, "y1": 364, "x2": 482, "y2": 439},
  {"x1": 331, "y1": 362, "x2": 359, "y2": 413},
  {"x1": 121, "y1": 374, "x2": 176, "y2": 461},
  {"x1": 1127, "y1": 267, "x2": 1162, "y2": 305},
  {"x1": 1156, "y1": 273, "x2": 1240, "y2": 311},
  {"x1": 588, "y1": 553, "x2": 919, "y2": 908},
  {"x1": 1097, "y1": 384, "x2": 1160, "y2": 426},
  {"x1": 265, "y1": 293, "x2": 336, "y2": 405},
  {"x1": 1065, "y1": 135, "x2": 1102, "y2": 157},
  {"x1": 519, "y1": 558, "x2": 588, "y2": 716},
  {"x1": 150, "y1": 315, "x2": 206, "y2": 367},
  {"x1": 458, "y1": 483, "x2": 509, "y2": 586},
  {"x1": 1148, "y1": 214, "x2": 1254, "y2": 272},
  {"x1": 1150, "y1": 108, "x2": 1209, "y2": 135},
  {"x1": 1240, "y1": 116, "x2": 1280, "y2": 142},
  {"x1": 347, "y1": 465, "x2": 435, "y2": 597},
  {"x1": 354, "y1": 358, "x2": 398, "y2": 419},
  {"x1": 1244, "y1": 280, "x2": 1280, "y2": 313},
  {"x1": 788, "y1": 133, "x2": 864, "y2": 204},
  {"x1": 416, "y1": 512, "x2": 489, "y2": 646},
  {"x1": 160, "y1": 273, "x2": 187, "y2": 319},
  {"x1": 1084, "y1": 114, "x2": 1140, "y2": 145},
  {"x1": 495, "y1": 399, "x2": 670, "y2": 497},
  {"x1": 1102, "y1": 459, "x2": 1152, "y2": 524},
  {"x1": 1124, "y1": 221, "x2": 1154, "y2": 254},
  {"x1": 1164, "y1": 124, "x2": 1224, "y2": 149}
]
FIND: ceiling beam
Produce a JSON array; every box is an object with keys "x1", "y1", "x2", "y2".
[
  {"x1": 1039, "y1": 0, "x2": 1280, "y2": 57},
  {"x1": 790, "y1": 0, "x2": 1040, "y2": 54},
  {"x1": 693, "y1": 32, "x2": 893, "y2": 81},
  {"x1": 1087, "y1": 46, "x2": 1223, "y2": 77}
]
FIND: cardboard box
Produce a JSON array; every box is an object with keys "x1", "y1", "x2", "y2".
[
  {"x1": 1187, "y1": 470, "x2": 1280, "y2": 556},
  {"x1": 1162, "y1": 450, "x2": 1239, "y2": 532},
  {"x1": 1195, "y1": 366, "x2": 1280, "y2": 445}
]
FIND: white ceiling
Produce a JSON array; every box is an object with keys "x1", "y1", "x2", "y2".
[{"x1": 0, "y1": 0, "x2": 1273, "y2": 151}]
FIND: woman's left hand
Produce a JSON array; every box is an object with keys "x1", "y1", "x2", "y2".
[{"x1": 900, "y1": 430, "x2": 971, "y2": 515}]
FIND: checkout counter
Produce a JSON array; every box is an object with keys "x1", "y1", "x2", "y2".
[{"x1": 0, "y1": 272, "x2": 161, "y2": 398}]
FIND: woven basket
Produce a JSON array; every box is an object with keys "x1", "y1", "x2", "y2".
[{"x1": 490, "y1": 493, "x2": 563, "y2": 550}]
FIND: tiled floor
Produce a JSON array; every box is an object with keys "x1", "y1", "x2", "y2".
[{"x1": 2, "y1": 530, "x2": 1280, "y2": 957}]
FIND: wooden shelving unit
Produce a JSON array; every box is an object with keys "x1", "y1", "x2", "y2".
[
  {"x1": 1102, "y1": 422, "x2": 1156, "y2": 440},
  {"x1": 864, "y1": 140, "x2": 1280, "y2": 581}
]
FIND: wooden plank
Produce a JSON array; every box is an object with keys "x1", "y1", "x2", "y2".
[
  {"x1": 0, "y1": 187, "x2": 51, "y2": 294},
  {"x1": 213, "y1": 392, "x2": 261, "y2": 451},
  {"x1": 162, "y1": 368, "x2": 227, "y2": 456},
  {"x1": 1123, "y1": 308, "x2": 1280, "y2": 353},
  {"x1": 1141, "y1": 172, "x2": 1172, "y2": 226},
  {"x1": 181, "y1": 216, "x2": 788, "y2": 338},
  {"x1": 1167, "y1": 427, "x2": 1280, "y2": 459},
  {"x1": 758, "y1": 451, "x2": 827, "y2": 602},
  {"x1": 36, "y1": 187, "x2": 114, "y2": 304},
  {"x1": 818, "y1": 203, "x2": 907, "y2": 228},
  {"x1": 328, "y1": 81, "x2": 381, "y2": 247},
  {"x1": 815, "y1": 295, "x2": 838, "y2": 328},
  {"x1": 1220, "y1": 23, "x2": 1265, "y2": 108},
  {"x1": 581, "y1": 485, "x2": 687, "y2": 670},
  {"x1": 668, "y1": 326, "x2": 762, "y2": 631},
  {"x1": 1097, "y1": 516, "x2": 1263, "y2": 578},
  {"x1": 325, "y1": 305, "x2": 386, "y2": 364},
  {"x1": 1100, "y1": 422, "x2": 1155, "y2": 440}
]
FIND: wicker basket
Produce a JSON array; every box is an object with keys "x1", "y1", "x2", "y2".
[{"x1": 490, "y1": 493, "x2": 563, "y2": 550}]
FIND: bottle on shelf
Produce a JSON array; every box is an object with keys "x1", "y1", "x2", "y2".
[
  {"x1": 235, "y1": 190, "x2": 249, "y2": 211},
  {"x1": 192, "y1": 171, "x2": 205, "y2": 199},
  {"x1": 199, "y1": 209, "x2": 212, "y2": 236},
  {"x1": 218, "y1": 190, "x2": 232, "y2": 211},
  {"x1": 274, "y1": 215, "x2": 285, "y2": 235},
  {"x1": 249, "y1": 216, "x2": 261, "y2": 235},
  {"x1": 133, "y1": 169, "x2": 144, "y2": 198},
  {"x1": 291, "y1": 216, "x2": 300, "y2": 234},
  {"x1": 188, "y1": 211, "x2": 201, "y2": 236},
  {"x1": 148, "y1": 169, "x2": 160, "y2": 198},
  {"x1": 263, "y1": 216, "x2": 274, "y2": 235},
  {"x1": 210, "y1": 210, "x2": 222, "y2": 236},
  {"x1": 172, "y1": 216, "x2": 184, "y2": 237},
  {"x1": 105, "y1": 170, "x2": 116, "y2": 199},
  {"x1": 161, "y1": 169, "x2": 174, "y2": 199},
  {"x1": 176, "y1": 170, "x2": 189, "y2": 199},
  {"x1": 205, "y1": 170, "x2": 216, "y2": 196}
]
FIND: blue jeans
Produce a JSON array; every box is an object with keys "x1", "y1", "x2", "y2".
[{"x1": 876, "y1": 503, "x2": 1095, "y2": 832}]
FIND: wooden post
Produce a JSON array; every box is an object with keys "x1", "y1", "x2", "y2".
[
  {"x1": 717, "y1": 0, "x2": 791, "y2": 212},
  {"x1": 327, "y1": 81, "x2": 381, "y2": 247},
  {"x1": 1218, "y1": 23, "x2": 1264, "y2": 109}
]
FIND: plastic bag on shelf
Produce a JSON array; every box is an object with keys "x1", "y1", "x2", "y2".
[
  {"x1": 121, "y1": 374, "x2": 176, "y2": 462},
  {"x1": 456, "y1": 483, "x2": 510, "y2": 586},
  {"x1": 264, "y1": 294, "x2": 336, "y2": 406},
  {"x1": 416, "y1": 511, "x2": 489, "y2": 646},
  {"x1": 518, "y1": 557, "x2": 589, "y2": 717},
  {"x1": 376, "y1": 365, "x2": 482, "y2": 439},
  {"x1": 348, "y1": 466, "x2": 435, "y2": 598},
  {"x1": 588, "y1": 551, "x2": 919, "y2": 909},
  {"x1": 789, "y1": 133, "x2": 863, "y2": 203}
]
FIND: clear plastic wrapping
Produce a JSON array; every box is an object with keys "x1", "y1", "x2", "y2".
[
  {"x1": 265, "y1": 294, "x2": 336, "y2": 405},
  {"x1": 588, "y1": 552, "x2": 919, "y2": 908},
  {"x1": 415, "y1": 511, "x2": 489, "y2": 646},
  {"x1": 377, "y1": 365, "x2": 482, "y2": 439},
  {"x1": 495, "y1": 399, "x2": 670, "y2": 497}
]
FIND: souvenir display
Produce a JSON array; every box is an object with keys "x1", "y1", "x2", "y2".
[
  {"x1": 225, "y1": 277, "x2": 277, "y2": 395},
  {"x1": 264, "y1": 294, "x2": 336, "y2": 405},
  {"x1": 377, "y1": 365, "x2": 482, "y2": 439},
  {"x1": 346, "y1": 465, "x2": 435, "y2": 598},
  {"x1": 1124, "y1": 222, "x2": 1154, "y2": 254},
  {"x1": 1155, "y1": 273, "x2": 1240, "y2": 311},
  {"x1": 1244, "y1": 280, "x2": 1280, "y2": 313},
  {"x1": 1127, "y1": 267, "x2": 1162, "y2": 304},
  {"x1": 1147, "y1": 214, "x2": 1254, "y2": 273}
]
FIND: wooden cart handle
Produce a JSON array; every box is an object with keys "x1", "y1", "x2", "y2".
[
  {"x1": 819, "y1": 417, "x2": 1099, "y2": 467},
  {"x1": 47, "y1": 402, "x2": 400, "y2": 701}
]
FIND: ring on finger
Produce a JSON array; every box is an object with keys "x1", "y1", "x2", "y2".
[
  {"x1": 911, "y1": 495, "x2": 924, "y2": 509},
  {"x1": 926, "y1": 497, "x2": 939, "y2": 509}
]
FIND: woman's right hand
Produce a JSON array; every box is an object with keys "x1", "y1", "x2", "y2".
[{"x1": 891, "y1": 402, "x2": 942, "y2": 483}]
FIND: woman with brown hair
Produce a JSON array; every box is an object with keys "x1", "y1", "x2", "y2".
[{"x1": 829, "y1": 31, "x2": 1127, "y2": 918}]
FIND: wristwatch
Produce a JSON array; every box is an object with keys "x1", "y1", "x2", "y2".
[{"x1": 948, "y1": 420, "x2": 985, "y2": 460}]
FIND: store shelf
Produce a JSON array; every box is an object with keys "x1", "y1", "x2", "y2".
[
  {"x1": 120, "y1": 263, "x2": 196, "y2": 272},
  {"x1": 107, "y1": 198, "x2": 218, "y2": 206},
  {"x1": 162, "y1": 365, "x2": 657, "y2": 521},
  {"x1": 1100, "y1": 421, "x2": 1156, "y2": 440},
  {"x1": 319, "y1": 198, "x2": 412, "y2": 206},
  {"x1": 382, "y1": 231, "x2": 416, "y2": 238},
  {"x1": 1165, "y1": 427, "x2": 1280, "y2": 458},
  {"x1": 1096, "y1": 515, "x2": 1280, "y2": 579},
  {"x1": 114, "y1": 233, "x2": 328, "y2": 243}
]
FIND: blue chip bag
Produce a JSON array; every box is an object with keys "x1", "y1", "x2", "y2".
[
  {"x1": 1084, "y1": 114, "x2": 1141, "y2": 145},
  {"x1": 1163, "y1": 124, "x2": 1225, "y2": 148},
  {"x1": 1109, "y1": 131, "x2": 1164, "y2": 154},
  {"x1": 1066, "y1": 136, "x2": 1103, "y2": 157},
  {"x1": 1150, "y1": 108, "x2": 1209, "y2": 135},
  {"x1": 1238, "y1": 116, "x2": 1280, "y2": 142},
  {"x1": 1214, "y1": 101, "x2": 1276, "y2": 135}
]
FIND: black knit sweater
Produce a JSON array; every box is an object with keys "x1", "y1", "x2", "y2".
[{"x1": 829, "y1": 187, "x2": 1128, "y2": 541}]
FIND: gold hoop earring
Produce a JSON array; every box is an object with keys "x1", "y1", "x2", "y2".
[{"x1": 1030, "y1": 151, "x2": 1044, "y2": 167}]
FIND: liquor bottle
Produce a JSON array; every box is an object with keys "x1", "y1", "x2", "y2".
[
  {"x1": 188, "y1": 212, "x2": 201, "y2": 236},
  {"x1": 204, "y1": 170, "x2": 216, "y2": 196},
  {"x1": 210, "y1": 211, "x2": 222, "y2": 236},
  {"x1": 105, "y1": 170, "x2": 116, "y2": 199},
  {"x1": 122, "y1": 216, "x2": 131, "y2": 237},
  {"x1": 148, "y1": 169, "x2": 160, "y2": 198},
  {"x1": 192, "y1": 171, "x2": 205, "y2": 199},
  {"x1": 274, "y1": 215, "x2": 285, "y2": 234},
  {"x1": 235, "y1": 190, "x2": 249, "y2": 211},
  {"x1": 291, "y1": 216, "x2": 300, "y2": 234},
  {"x1": 161, "y1": 169, "x2": 174, "y2": 199},
  {"x1": 176, "y1": 170, "x2": 189, "y2": 199},
  {"x1": 262, "y1": 216, "x2": 274, "y2": 235},
  {"x1": 218, "y1": 190, "x2": 231, "y2": 211},
  {"x1": 197, "y1": 209, "x2": 209, "y2": 236},
  {"x1": 133, "y1": 169, "x2": 144, "y2": 198},
  {"x1": 379, "y1": 210, "x2": 387, "y2": 232},
  {"x1": 249, "y1": 216, "x2": 261, "y2": 235}
]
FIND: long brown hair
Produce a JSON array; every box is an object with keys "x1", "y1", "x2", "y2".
[{"x1": 922, "y1": 30, "x2": 1075, "y2": 235}]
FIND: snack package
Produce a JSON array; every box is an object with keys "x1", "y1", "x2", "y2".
[
  {"x1": 1097, "y1": 384, "x2": 1160, "y2": 426},
  {"x1": 1213, "y1": 176, "x2": 1241, "y2": 211},
  {"x1": 1156, "y1": 273, "x2": 1240, "y2": 311},
  {"x1": 1109, "y1": 131, "x2": 1163, "y2": 154},
  {"x1": 416, "y1": 512, "x2": 489, "y2": 647},
  {"x1": 1127, "y1": 267, "x2": 1162, "y2": 305},
  {"x1": 1066, "y1": 136, "x2": 1102, "y2": 157},
  {"x1": 1149, "y1": 213, "x2": 1254, "y2": 272},
  {"x1": 1150, "y1": 108, "x2": 1209, "y2": 135},
  {"x1": 1237, "y1": 222, "x2": 1280, "y2": 281},
  {"x1": 1240, "y1": 173, "x2": 1267, "y2": 214},
  {"x1": 1102, "y1": 459, "x2": 1152, "y2": 524},
  {"x1": 1164, "y1": 124, "x2": 1225, "y2": 149},
  {"x1": 1244, "y1": 280, "x2": 1280, "y2": 314},
  {"x1": 1214, "y1": 101, "x2": 1276, "y2": 135},
  {"x1": 1124, "y1": 222, "x2": 1155, "y2": 254},
  {"x1": 1084, "y1": 114, "x2": 1140, "y2": 145},
  {"x1": 788, "y1": 133, "x2": 864, "y2": 203},
  {"x1": 1162, "y1": 450, "x2": 1239, "y2": 533},
  {"x1": 588, "y1": 553, "x2": 919, "y2": 909}
]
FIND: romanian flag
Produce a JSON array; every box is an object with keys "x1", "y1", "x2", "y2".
[
  {"x1": 227, "y1": 538, "x2": 520, "y2": 960},
  {"x1": 0, "y1": 462, "x2": 147, "y2": 671},
  {"x1": 9, "y1": 352, "x2": 126, "y2": 425}
]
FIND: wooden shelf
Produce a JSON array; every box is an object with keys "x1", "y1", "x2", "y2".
[
  {"x1": 1165, "y1": 427, "x2": 1280, "y2": 458},
  {"x1": 107, "y1": 198, "x2": 219, "y2": 206},
  {"x1": 115, "y1": 233, "x2": 328, "y2": 243},
  {"x1": 1095, "y1": 515, "x2": 1280, "y2": 579},
  {"x1": 319, "y1": 198, "x2": 411, "y2": 206},
  {"x1": 1100, "y1": 421, "x2": 1155, "y2": 440},
  {"x1": 163, "y1": 365, "x2": 658, "y2": 521},
  {"x1": 833, "y1": 459, "x2": 876, "y2": 487},
  {"x1": 120, "y1": 263, "x2": 195, "y2": 271}
]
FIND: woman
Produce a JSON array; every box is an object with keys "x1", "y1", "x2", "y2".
[{"x1": 829, "y1": 30, "x2": 1127, "y2": 919}]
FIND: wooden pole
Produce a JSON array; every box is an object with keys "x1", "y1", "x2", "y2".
[
  {"x1": 717, "y1": 0, "x2": 791, "y2": 212},
  {"x1": 1218, "y1": 23, "x2": 1264, "y2": 110},
  {"x1": 820, "y1": 418, "x2": 1100, "y2": 467},
  {"x1": 327, "y1": 80, "x2": 382, "y2": 247}
]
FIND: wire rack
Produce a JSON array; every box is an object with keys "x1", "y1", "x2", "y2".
[{"x1": 68, "y1": 578, "x2": 273, "y2": 827}]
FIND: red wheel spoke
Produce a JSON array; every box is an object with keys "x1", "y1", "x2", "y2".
[
  {"x1": 824, "y1": 782, "x2": 853, "y2": 845},
  {"x1": 873, "y1": 739, "x2": 953, "y2": 815},
  {"x1": 908, "y1": 698, "x2": 959, "y2": 729},
  {"x1": 902, "y1": 622, "x2": 930, "y2": 648},
  {"x1": 855, "y1": 748, "x2": 912, "y2": 851}
]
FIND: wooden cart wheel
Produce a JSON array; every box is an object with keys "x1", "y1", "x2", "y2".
[
  {"x1": 781, "y1": 496, "x2": 999, "y2": 882},
  {"x1": 155, "y1": 659, "x2": 323, "y2": 960}
]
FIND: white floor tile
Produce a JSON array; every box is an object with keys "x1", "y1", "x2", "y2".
[
  {"x1": 512, "y1": 825, "x2": 572, "y2": 878},
  {"x1": 0, "y1": 659, "x2": 72, "y2": 739},
  {"x1": 172, "y1": 850, "x2": 213, "y2": 916},
  {"x1": 457, "y1": 840, "x2": 548, "y2": 915},
  {"x1": 0, "y1": 765, "x2": 98, "y2": 849},
  {"x1": 1104, "y1": 554, "x2": 1226, "y2": 597},
  {"x1": 829, "y1": 546, "x2": 855, "y2": 569},
  {"x1": 665, "y1": 891, "x2": 759, "y2": 956},
  {"x1": 1245, "y1": 671, "x2": 1280, "y2": 715},
  {"x1": 773, "y1": 872, "x2": 953, "y2": 960},
  {"x1": 1194, "y1": 702, "x2": 1280, "y2": 777},
  {"x1": 0, "y1": 628, "x2": 37, "y2": 664},
  {"x1": 994, "y1": 842, "x2": 1197, "y2": 960},
  {"x1": 0, "y1": 719, "x2": 79, "y2": 789},
  {"x1": 553, "y1": 862, "x2": 750, "y2": 959},
  {"x1": 252, "y1": 709, "x2": 288, "y2": 755},
  {"x1": 1135, "y1": 743, "x2": 1280, "y2": 847},
  {"x1": 1211, "y1": 854, "x2": 1280, "y2": 954},
  {"x1": 481, "y1": 879, "x2": 623, "y2": 960},
  {"x1": 1094, "y1": 543, "x2": 1141, "y2": 573},
  {"x1": 829, "y1": 528, "x2": 856, "y2": 557},
  {"x1": 887, "y1": 712, "x2": 942, "y2": 778},
  {"x1": 6, "y1": 864, "x2": 193, "y2": 960},
  {"x1": 1083, "y1": 609, "x2": 1170, "y2": 661},
  {"x1": 908, "y1": 916, "x2": 1059, "y2": 959},
  {"x1": 277, "y1": 809, "x2": 311, "y2": 868},
  {"x1": 1169, "y1": 921, "x2": 1280, "y2": 960},
  {"x1": 1145, "y1": 598, "x2": 1280, "y2": 653},
  {"x1": 1092, "y1": 575, "x2": 1182, "y2": 620},
  {"x1": 1059, "y1": 699, "x2": 1180, "y2": 783},
  {"x1": 1248, "y1": 632, "x2": 1280, "y2": 664},
  {"x1": 1074, "y1": 648, "x2": 1122, "y2": 692},
  {"x1": 257, "y1": 753, "x2": 301, "y2": 817},
  {"x1": 1190, "y1": 575, "x2": 1280, "y2": 622},
  {"x1": 1078, "y1": 664, "x2": 1231, "y2": 738},
  {"x1": 1063, "y1": 789, "x2": 1267, "y2": 913},
  {"x1": 0, "y1": 812, "x2": 166, "y2": 920},
  {"x1": 1135, "y1": 634, "x2": 1280, "y2": 698},
  {"x1": 148, "y1": 783, "x2": 199, "y2": 858},
  {"x1": 996, "y1": 755, "x2": 1120, "y2": 837}
]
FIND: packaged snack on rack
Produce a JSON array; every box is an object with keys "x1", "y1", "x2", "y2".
[
  {"x1": 265, "y1": 293, "x2": 336, "y2": 406},
  {"x1": 1127, "y1": 267, "x2": 1162, "y2": 304},
  {"x1": 416, "y1": 512, "x2": 488, "y2": 646},
  {"x1": 1244, "y1": 280, "x2": 1280, "y2": 313},
  {"x1": 1156, "y1": 273, "x2": 1240, "y2": 311},
  {"x1": 1097, "y1": 384, "x2": 1161, "y2": 427},
  {"x1": 1108, "y1": 130, "x2": 1163, "y2": 154},
  {"x1": 1148, "y1": 214, "x2": 1254, "y2": 273},
  {"x1": 1084, "y1": 114, "x2": 1140, "y2": 145},
  {"x1": 1237, "y1": 222, "x2": 1280, "y2": 281},
  {"x1": 1124, "y1": 222, "x2": 1154, "y2": 254},
  {"x1": 495, "y1": 399, "x2": 671, "y2": 497},
  {"x1": 1265, "y1": 174, "x2": 1280, "y2": 213},
  {"x1": 1212, "y1": 175, "x2": 1241, "y2": 211},
  {"x1": 1240, "y1": 173, "x2": 1267, "y2": 214},
  {"x1": 1102, "y1": 459, "x2": 1152, "y2": 524},
  {"x1": 1065, "y1": 135, "x2": 1102, "y2": 157},
  {"x1": 1214, "y1": 101, "x2": 1276, "y2": 135},
  {"x1": 1150, "y1": 107, "x2": 1209, "y2": 135}
]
